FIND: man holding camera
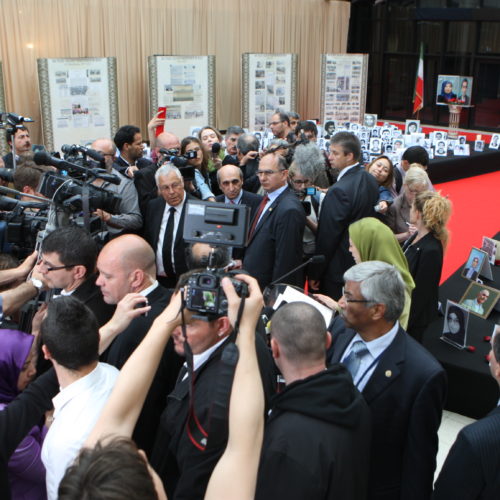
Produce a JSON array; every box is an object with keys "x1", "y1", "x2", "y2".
[
  {"x1": 143, "y1": 164, "x2": 196, "y2": 289},
  {"x1": 150, "y1": 271, "x2": 276, "y2": 500},
  {"x1": 113, "y1": 125, "x2": 153, "y2": 178}
]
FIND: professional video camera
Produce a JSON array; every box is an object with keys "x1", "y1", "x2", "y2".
[
  {"x1": 60, "y1": 143, "x2": 106, "y2": 171},
  {"x1": 182, "y1": 200, "x2": 250, "y2": 317},
  {"x1": 159, "y1": 148, "x2": 196, "y2": 181},
  {"x1": 34, "y1": 150, "x2": 121, "y2": 214}
]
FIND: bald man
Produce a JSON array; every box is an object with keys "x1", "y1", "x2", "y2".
[
  {"x1": 215, "y1": 164, "x2": 262, "y2": 220},
  {"x1": 91, "y1": 138, "x2": 142, "y2": 237},
  {"x1": 97, "y1": 234, "x2": 182, "y2": 454}
]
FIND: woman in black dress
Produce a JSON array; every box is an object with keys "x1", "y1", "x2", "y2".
[{"x1": 403, "y1": 191, "x2": 452, "y2": 341}]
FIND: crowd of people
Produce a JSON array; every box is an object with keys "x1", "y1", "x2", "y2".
[{"x1": 0, "y1": 110, "x2": 499, "y2": 500}]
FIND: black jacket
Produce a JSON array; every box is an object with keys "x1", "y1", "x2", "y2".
[
  {"x1": 73, "y1": 273, "x2": 115, "y2": 327},
  {"x1": 255, "y1": 364, "x2": 371, "y2": 500}
]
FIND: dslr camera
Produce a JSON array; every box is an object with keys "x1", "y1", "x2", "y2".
[
  {"x1": 159, "y1": 148, "x2": 196, "y2": 181},
  {"x1": 186, "y1": 269, "x2": 248, "y2": 316}
]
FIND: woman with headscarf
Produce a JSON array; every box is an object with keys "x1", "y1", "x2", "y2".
[
  {"x1": 348, "y1": 217, "x2": 415, "y2": 329},
  {"x1": 437, "y1": 80, "x2": 457, "y2": 103},
  {"x1": 0, "y1": 329, "x2": 46, "y2": 499}
]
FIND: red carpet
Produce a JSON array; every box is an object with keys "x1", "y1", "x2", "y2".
[{"x1": 435, "y1": 170, "x2": 500, "y2": 283}]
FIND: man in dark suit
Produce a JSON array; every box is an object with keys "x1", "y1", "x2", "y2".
[
  {"x1": 35, "y1": 226, "x2": 114, "y2": 327},
  {"x1": 143, "y1": 164, "x2": 193, "y2": 289},
  {"x1": 215, "y1": 164, "x2": 262, "y2": 219},
  {"x1": 113, "y1": 124, "x2": 153, "y2": 178},
  {"x1": 328, "y1": 261, "x2": 446, "y2": 500},
  {"x1": 433, "y1": 329, "x2": 500, "y2": 499},
  {"x1": 463, "y1": 256, "x2": 480, "y2": 281},
  {"x1": 310, "y1": 132, "x2": 379, "y2": 299},
  {"x1": 96, "y1": 233, "x2": 182, "y2": 455},
  {"x1": 243, "y1": 153, "x2": 306, "y2": 290}
]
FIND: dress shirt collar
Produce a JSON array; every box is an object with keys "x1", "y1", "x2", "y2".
[
  {"x1": 52, "y1": 362, "x2": 102, "y2": 418},
  {"x1": 225, "y1": 190, "x2": 243, "y2": 205},
  {"x1": 192, "y1": 336, "x2": 228, "y2": 372},
  {"x1": 336, "y1": 163, "x2": 360, "y2": 182},
  {"x1": 139, "y1": 280, "x2": 159, "y2": 297},
  {"x1": 266, "y1": 183, "x2": 288, "y2": 203},
  {"x1": 346, "y1": 321, "x2": 400, "y2": 361}
]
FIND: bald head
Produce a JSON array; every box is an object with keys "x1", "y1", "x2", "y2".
[
  {"x1": 96, "y1": 235, "x2": 156, "y2": 303},
  {"x1": 91, "y1": 138, "x2": 116, "y2": 171},
  {"x1": 157, "y1": 132, "x2": 181, "y2": 151},
  {"x1": 217, "y1": 164, "x2": 244, "y2": 200}
]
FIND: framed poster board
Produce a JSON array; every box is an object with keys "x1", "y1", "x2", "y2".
[
  {"x1": 242, "y1": 53, "x2": 298, "y2": 131},
  {"x1": 148, "y1": 55, "x2": 216, "y2": 139},
  {"x1": 37, "y1": 57, "x2": 119, "y2": 152},
  {"x1": 0, "y1": 62, "x2": 8, "y2": 155},
  {"x1": 320, "y1": 54, "x2": 369, "y2": 125}
]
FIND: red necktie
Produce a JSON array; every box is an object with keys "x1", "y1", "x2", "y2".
[{"x1": 248, "y1": 195, "x2": 269, "y2": 239}]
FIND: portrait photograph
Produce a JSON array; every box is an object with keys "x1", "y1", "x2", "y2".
[
  {"x1": 405, "y1": 119, "x2": 420, "y2": 135},
  {"x1": 441, "y1": 300, "x2": 470, "y2": 349},
  {"x1": 482, "y1": 236, "x2": 499, "y2": 265},
  {"x1": 453, "y1": 143, "x2": 470, "y2": 156},
  {"x1": 489, "y1": 134, "x2": 500, "y2": 150},
  {"x1": 459, "y1": 282, "x2": 500, "y2": 319},
  {"x1": 363, "y1": 113, "x2": 377, "y2": 128},
  {"x1": 369, "y1": 137, "x2": 382, "y2": 154},
  {"x1": 434, "y1": 140, "x2": 448, "y2": 157},
  {"x1": 474, "y1": 140, "x2": 485, "y2": 152},
  {"x1": 462, "y1": 247, "x2": 488, "y2": 281},
  {"x1": 436, "y1": 74, "x2": 460, "y2": 105},
  {"x1": 457, "y1": 76, "x2": 473, "y2": 106}
]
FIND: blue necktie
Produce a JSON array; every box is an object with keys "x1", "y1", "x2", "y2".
[{"x1": 343, "y1": 340, "x2": 369, "y2": 380}]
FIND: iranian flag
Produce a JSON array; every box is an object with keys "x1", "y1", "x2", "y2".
[{"x1": 413, "y1": 43, "x2": 424, "y2": 115}]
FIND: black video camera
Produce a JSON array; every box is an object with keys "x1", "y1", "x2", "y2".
[
  {"x1": 186, "y1": 269, "x2": 248, "y2": 317},
  {"x1": 159, "y1": 148, "x2": 196, "y2": 181}
]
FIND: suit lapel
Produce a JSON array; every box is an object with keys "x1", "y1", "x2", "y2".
[
  {"x1": 362, "y1": 328, "x2": 405, "y2": 404},
  {"x1": 247, "y1": 189, "x2": 285, "y2": 243},
  {"x1": 152, "y1": 199, "x2": 166, "y2": 248},
  {"x1": 329, "y1": 321, "x2": 356, "y2": 363}
]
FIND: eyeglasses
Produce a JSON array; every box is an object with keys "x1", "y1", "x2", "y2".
[
  {"x1": 256, "y1": 169, "x2": 285, "y2": 177},
  {"x1": 292, "y1": 179, "x2": 311, "y2": 186},
  {"x1": 268, "y1": 121, "x2": 283, "y2": 126},
  {"x1": 341, "y1": 287, "x2": 376, "y2": 304},
  {"x1": 40, "y1": 261, "x2": 76, "y2": 272}
]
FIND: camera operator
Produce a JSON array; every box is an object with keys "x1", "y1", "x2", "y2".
[
  {"x1": 90, "y1": 138, "x2": 143, "y2": 237},
  {"x1": 12, "y1": 159, "x2": 52, "y2": 202},
  {"x1": 150, "y1": 271, "x2": 276, "y2": 500},
  {"x1": 143, "y1": 164, "x2": 197, "y2": 289},
  {"x1": 2, "y1": 126, "x2": 32, "y2": 169}
]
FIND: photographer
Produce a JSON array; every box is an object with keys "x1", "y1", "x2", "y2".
[{"x1": 90, "y1": 138, "x2": 143, "y2": 237}]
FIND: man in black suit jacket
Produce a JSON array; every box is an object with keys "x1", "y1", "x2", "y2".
[
  {"x1": 243, "y1": 153, "x2": 306, "y2": 290},
  {"x1": 35, "y1": 226, "x2": 114, "y2": 327},
  {"x1": 433, "y1": 330, "x2": 500, "y2": 499},
  {"x1": 143, "y1": 164, "x2": 193, "y2": 289},
  {"x1": 96, "y1": 234, "x2": 182, "y2": 455},
  {"x1": 113, "y1": 124, "x2": 154, "y2": 178},
  {"x1": 328, "y1": 261, "x2": 446, "y2": 500},
  {"x1": 310, "y1": 132, "x2": 379, "y2": 299}
]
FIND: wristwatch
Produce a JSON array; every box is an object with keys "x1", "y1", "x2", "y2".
[{"x1": 29, "y1": 277, "x2": 44, "y2": 291}]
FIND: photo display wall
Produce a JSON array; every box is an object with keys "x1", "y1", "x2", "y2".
[
  {"x1": 320, "y1": 54, "x2": 369, "y2": 125},
  {"x1": 242, "y1": 53, "x2": 298, "y2": 131},
  {"x1": 0, "y1": 62, "x2": 8, "y2": 155},
  {"x1": 37, "y1": 57, "x2": 119, "y2": 152},
  {"x1": 148, "y1": 55, "x2": 216, "y2": 139}
]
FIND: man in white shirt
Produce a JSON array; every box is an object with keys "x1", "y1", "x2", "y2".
[
  {"x1": 40, "y1": 296, "x2": 119, "y2": 499},
  {"x1": 328, "y1": 261, "x2": 446, "y2": 500}
]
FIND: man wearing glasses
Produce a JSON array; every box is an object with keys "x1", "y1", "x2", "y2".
[
  {"x1": 242, "y1": 152, "x2": 306, "y2": 290},
  {"x1": 328, "y1": 261, "x2": 446, "y2": 500},
  {"x1": 35, "y1": 225, "x2": 114, "y2": 327},
  {"x1": 269, "y1": 111, "x2": 293, "y2": 141}
]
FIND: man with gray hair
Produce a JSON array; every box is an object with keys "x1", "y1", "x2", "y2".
[
  {"x1": 223, "y1": 125, "x2": 245, "y2": 161},
  {"x1": 328, "y1": 261, "x2": 446, "y2": 500},
  {"x1": 255, "y1": 301, "x2": 371, "y2": 499},
  {"x1": 143, "y1": 163, "x2": 195, "y2": 288}
]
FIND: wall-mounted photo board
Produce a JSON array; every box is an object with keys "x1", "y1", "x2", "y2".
[
  {"x1": 37, "y1": 57, "x2": 119, "y2": 152},
  {"x1": 320, "y1": 54, "x2": 369, "y2": 125},
  {"x1": 242, "y1": 53, "x2": 298, "y2": 131},
  {"x1": 148, "y1": 55, "x2": 216, "y2": 139}
]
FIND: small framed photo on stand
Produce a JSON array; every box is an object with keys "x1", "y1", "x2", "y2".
[
  {"x1": 405, "y1": 119, "x2": 420, "y2": 135},
  {"x1": 441, "y1": 300, "x2": 470, "y2": 349},
  {"x1": 488, "y1": 134, "x2": 499, "y2": 150},
  {"x1": 481, "y1": 236, "x2": 499, "y2": 265},
  {"x1": 459, "y1": 282, "x2": 500, "y2": 319},
  {"x1": 462, "y1": 247, "x2": 490, "y2": 281}
]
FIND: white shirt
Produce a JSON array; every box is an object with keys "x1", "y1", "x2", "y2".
[
  {"x1": 256, "y1": 183, "x2": 288, "y2": 226},
  {"x1": 140, "y1": 280, "x2": 159, "y2": 297},
  {"x1": 42, "y1": 362, "x2": 119, "y2": 500},
  {"x1": 157, "y1": 192, "x2": 186, "y2": 276},
  {"x1": 336, "y1": 163, "x2": 359, "y2": 182},
  {"x1": 341, "y1": 322, "x2": 400, "y2": 391},
  {"x1": 224, "y1": 190, "x2": 243, "y2": 205}
]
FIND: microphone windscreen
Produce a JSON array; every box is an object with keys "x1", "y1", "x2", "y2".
[
  {"x1": 34, "y1": 151, "x2": 53, "y2": 166},
  {"x1": 211, "y1": 142, "x2": 221, "y2": 155}
]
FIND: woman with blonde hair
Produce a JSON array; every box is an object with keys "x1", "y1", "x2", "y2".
[{"x1": 403, "y1": 190, "x2": 452, "y2": 341}]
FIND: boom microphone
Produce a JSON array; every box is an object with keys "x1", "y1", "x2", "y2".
[{"x1": 269, "y1": 254, "x2": 326, "y2": 287}]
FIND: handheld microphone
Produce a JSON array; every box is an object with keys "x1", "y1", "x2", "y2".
[
  {"x1": 269, "y1": 255, "x2": 325, "y2": 287},
  {"x1": 211, "y1": 142, "x2": 221, "y2": 156}
]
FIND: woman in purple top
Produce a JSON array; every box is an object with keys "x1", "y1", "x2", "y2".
[{"x1": 0, "y1": 329, "x2": 47, "y2": 500}]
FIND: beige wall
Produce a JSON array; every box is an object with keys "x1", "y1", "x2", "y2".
[{"x1": 0, "y1": 0, "x2": 350, "y2": 148}]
